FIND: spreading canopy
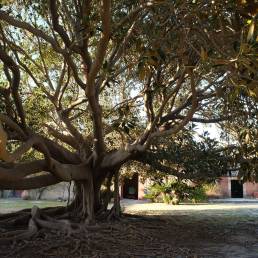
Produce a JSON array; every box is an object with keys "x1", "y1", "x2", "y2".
[{"x1": 0, "y1": 0, "x2": 257, "y2": 196}]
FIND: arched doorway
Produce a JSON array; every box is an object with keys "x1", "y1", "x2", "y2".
[{"x1": 122, "y1": 173, "x2": 138, "y2": 199}]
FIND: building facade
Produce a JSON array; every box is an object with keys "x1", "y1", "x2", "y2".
[
  {"x1": 207, "y1": 176, "x2": 258, "y2": 199},
  {"x1": 120, "y1": 173, "x2": 258, "y2": 200}
]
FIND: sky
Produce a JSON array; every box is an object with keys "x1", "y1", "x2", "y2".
[{"x1": 196, "y1": 123, "x2": 222, "y2": 140}]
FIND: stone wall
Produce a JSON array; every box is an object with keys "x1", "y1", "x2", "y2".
[{"x1": 28, "y1": 182, "x2": 74, "y2": 200}]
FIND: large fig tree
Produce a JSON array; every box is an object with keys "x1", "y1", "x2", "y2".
[{"x1": 0, "y1": 0, "x2": 257, "y2": 229}]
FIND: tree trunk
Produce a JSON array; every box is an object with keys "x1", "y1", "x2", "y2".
[
  {"x1": 113, "y1": 169, "x2": 121, "y2": 217},
  {"x1": 66, "y1": 167, "x2": 118, "y2": 222},
  {"x1": 68, "y1": 179, "x2": 95, "y2": 224},
  {"x1": 0, "y1": 165, "x2": 123, "y2": 239},
  {"x1": 82, "y1": 179, "x2": 94, "y2": 224}
]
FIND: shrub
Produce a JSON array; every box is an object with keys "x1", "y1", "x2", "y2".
[
  {"x1": 144, "y1": 180, "x2": 207, "y2": 204},
  {"x1": 144, "y1": 182, "x2": 171, "y2": 203},
  {"x1": 189, "y1": 186, "x2": 207, "y2": 203}
]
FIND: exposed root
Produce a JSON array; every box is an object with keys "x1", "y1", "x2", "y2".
[
  {"x1": 0, "y1": 213, "x2": 195, "y2": 258},
  {"x1": 107, "y1": 205, "x2": 121, "y2": 221},
  {"x1": 0, "y1": 198, "x2": 119, "y2": 246},
  {"x1": 0, "y1": 206, "x2": 39, "y2": 244},
  {"x1": 0, "y1": 205, "x2": 83, "y2": 245},
  {"x1": 0, "y1": 213, "x2": 31, "y2": 229},
  {"x1": 0, "y1": 208, "x2": 31, "y2": 219},
  {"x1": 0, "y1": 205, "x2": 67, "y2": 229},
  {"x1": 34, "y1": 217, "x2": 81, "y2": 236}
]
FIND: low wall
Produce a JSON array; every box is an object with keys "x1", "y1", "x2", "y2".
[{"x1": 28, "y1": 182, "x2": 74, "y2": 200}]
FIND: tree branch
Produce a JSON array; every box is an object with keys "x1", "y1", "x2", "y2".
[
  {"x1": 38, "y1": 135, "x2": 81, "y2": 164},
  {"x1": 86, "y1": 0, "x2": 111, "y2": 157},
  {"x1": 51, "y1": 160, "x2": 92, "y2": 181},
  {"x1": 0, "y1": 113, "x2": 26, "y2": 138},
  {"x1": 138, "y1": 71, "x2": 186, "y2": 145},
  {"x1": 49, "y1": 0, "x2": 72, "y2": 49},
  {"x1": 149, "y1": 69, "x2": 198, "y2": 139},
  {"x1": 44, "y1": 124, "x2": 79, "y2": 149},
  {"x1": 170, "y1": 115, "x2": 233, "y2": 124},
  {"x1": 0, "y1": 10, "x2": 62, "y2": 52},
  {"x1": 0, "y1": 10, "x2": 85, "y2": 88},
  {"x1": 0, "y1": 173, "x2": 60, "y2": 190},
  {"x1": 0, "y1": 160, "x2": 47, "y2": 182},
  {"x1": 0, "y1": 46, "x2": 25, "y2": 127}
]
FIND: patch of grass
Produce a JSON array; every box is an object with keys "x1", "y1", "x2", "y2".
[{"x1": 0, "y1": 198, "x2": 65, "y2": 213}]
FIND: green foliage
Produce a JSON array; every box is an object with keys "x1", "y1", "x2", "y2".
[
  {"x1": 24, "y1": 88, "x2": 51, "y2": 132},
  {"x1": 189, "y1": 186, "x2": 207, "y2": 203},
  {"x1": 145, "y1": 179, "x2": 207, "y2": 204},
  {"x1": 136, "y1": 131, "x2": 228, "y2": 184},
  {"x1": 0, "y1": 0, "x2": 257, "y2": 187},
  {"x1": 144, "y1": 182, "x2": 171, "y2": 203}
]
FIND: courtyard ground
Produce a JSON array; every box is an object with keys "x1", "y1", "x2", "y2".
[
  {"x1": 0, "y1": 198, "x2": 64, "y2": 213},
  {"x1": 122, "y1": 200, "x2": 258, "y2": 258},
  {"x1": 0, "y1": 199, "x2": 258, "y2": 257}
]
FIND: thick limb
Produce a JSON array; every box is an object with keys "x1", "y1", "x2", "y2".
[
  {"x1": 4, "y1": 137, "x2": 39, "y2": 163},
  {"x1": 0, "y1": 121, "x2": 52, "y2": 165},
  {"x1": 0, "y1": 121, "x2": 10, "y2": 162},
  {"x1": 3, "y1": 173, "x2": 60, "y2": 190},
  {"x1": 0, "y1": 135, "x2": 47, "y2": 163}
]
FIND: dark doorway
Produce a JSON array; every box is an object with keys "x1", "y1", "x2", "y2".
[
  {"x1": 122, "y1": 174, "x2": 138, "y2": 199},
  {"x1": 231, "y1": 180, "x2": 243, "y2": 198}
]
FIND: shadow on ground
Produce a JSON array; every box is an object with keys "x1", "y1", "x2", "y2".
[{"x1": 0, "y1": 200, "x2": 258, "y2": 258}]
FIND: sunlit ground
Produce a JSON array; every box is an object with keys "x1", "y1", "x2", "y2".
[
  {"x1": 1, "y1": 198, "x2": 258, "y2": 218},
  {"x1": 0, "y1": 198, "x2": 65, "y2": 213},
  {"x1": 121, "y1": 199, "x2": 258, "y2": 218}
]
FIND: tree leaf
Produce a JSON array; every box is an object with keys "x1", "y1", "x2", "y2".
[
  {"x1": 247, "y1": 20, "x2": 255, "y2": 42},
  {"x1": 245, "y1": 133, "x2": 250, "y2": 144},
  {"x1": 201, "y1": 47, "x2": 208, "y2": 61},
  {"x1": 138, "y1": 67, "x2": 146, "y2": 81}
]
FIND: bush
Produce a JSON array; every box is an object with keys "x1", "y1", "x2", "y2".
[
  {"x1": 144, "y1": 182, "x2": 173, "y2": 203},
  {"x1": 189, "y1": 186, "x2": 207, "y2": 203},
  {"x1": 144, "y1": 193, "x2": 157, "y2": 202},
  {"x1": 162, "y1": 192, "x2": 172, "y2": 204},
  {"x1": 144, "y1": 180, "x2": 207, "y2": 204}
]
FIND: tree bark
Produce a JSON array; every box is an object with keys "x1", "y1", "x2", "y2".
[{"x1": 113, "y1": 169, "x2": 121, "y2": 218}]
